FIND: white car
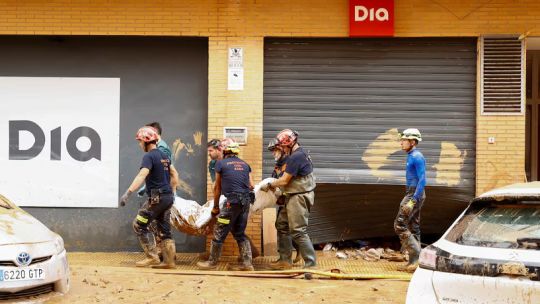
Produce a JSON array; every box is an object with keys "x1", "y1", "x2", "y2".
[
  {"x1": 407, "y1": 182, "x2": 540, "y2": 303},
  {"x1": 0, "y1": 194, "x2": 69, "y2": 300}
]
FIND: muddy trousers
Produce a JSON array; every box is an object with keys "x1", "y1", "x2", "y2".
[
  {"x1": 213, "y1": 201, "x2": 250, "y2": 244},
  {"x1": 133, "y1": 194, "x2": 174, "y2": 252},
  {"x1": 275, "y1": 206, "x2": 300, "y2": 261},
  {"x1": 211, "y1": 200, "x2": 253, "y2": 266},
  {"x1": 275, "y1": 192, "x2": 316, "y2": 267},
  {"x1": 394, "y1": 188, "x2": 425, "y2": 264}
]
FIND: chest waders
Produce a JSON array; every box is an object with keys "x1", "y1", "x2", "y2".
[{"x1": 272, "y1": 173, "x2": 317, "y2": 269}]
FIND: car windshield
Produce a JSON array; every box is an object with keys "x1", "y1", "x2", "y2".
[
  {"x1": 0, "y1": 195, "x2": 14, "y2": 209},
  {"x1": 445, "y1": 201, "x2": 540, "y2": 250}
]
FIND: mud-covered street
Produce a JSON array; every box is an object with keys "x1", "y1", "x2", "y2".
[
  {"x1": 21, "y1": 252, "x2": 409, "y2": 304},
  {"x1": 45, "y1": 265, "x2": 408, "y2": 304}
]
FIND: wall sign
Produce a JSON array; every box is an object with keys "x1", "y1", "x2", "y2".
[
  {"x1": 349, "y1": 0, "x2": 394, "y2": 37},
  {"x1": 223, "y1": 127, "x2": 248, "y2": 145},
  {"x1": 228, "y1": 47, "x2": 244, "y2": 90},
  {"x1": 0, "y1": 77, "x2": 120, "y2": 207}
]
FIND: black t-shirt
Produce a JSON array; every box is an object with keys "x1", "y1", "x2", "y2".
[
  {"x1": 215, "y1": 156, "x2": 251, "y2": 195},
  {"x1": 284, "y1": 147, "x2": 313, "y2": 177},
  {"x1": 140, "y1": 148, "x2": 172, "y2": 195}
]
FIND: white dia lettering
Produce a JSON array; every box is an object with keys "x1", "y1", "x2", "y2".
[{"x1": 354, "y1": 6, "x2": 389, "y2": 22}]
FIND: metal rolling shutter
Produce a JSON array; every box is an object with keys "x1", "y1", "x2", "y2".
[
  {"x1": 264, "y1": 38, "x2": 476, "y2": 189},
  {"x1": 263, "y1": 38, "x2": 477, "y2": 241}
]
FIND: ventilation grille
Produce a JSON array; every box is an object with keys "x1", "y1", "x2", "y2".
[
  {"x1": 482, "y1": 37, "x2": 524, "y2": 114},
  {"x1": 0, "y1": 255, "x2": 52, "y2": 267},
  {"x1": 0, "y1": 283, "x2": 54, "y2": 300}
]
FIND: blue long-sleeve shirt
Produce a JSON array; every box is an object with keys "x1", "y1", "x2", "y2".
[{"x1": 406, "y1": 148, "x2": 426, "y2": 202}]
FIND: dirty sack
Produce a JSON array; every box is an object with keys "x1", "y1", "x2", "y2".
[
  {"x1": 169, "y1": 178, "x2": 279, "y2": 236},
  {"x1": 250, "y1": 178, "x2": 279, "y2": 214},
  {"x1": 169, "y1": 196, "x2": 226, "y2": 236}
]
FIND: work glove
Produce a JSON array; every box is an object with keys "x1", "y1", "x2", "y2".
[
  {"x1": 119, "y1": 190, "x2": 132, "y2": 207},
  {"x1": 259, "y1": 182, "x2": 273, "y2": 192},
  {"x1": 211, "y1": 206, "x2": 220, "y2": 217},
  {"x1": 402, "y1": 198, "x2": 416, "y2": 215}
]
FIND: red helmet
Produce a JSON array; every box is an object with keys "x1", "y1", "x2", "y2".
[
  {"x1": 135, "y1": 126, "x2": 159, "y2": 143},
  {"x1": 276, "y1": 129, "x2": 298, "y2": 147}
]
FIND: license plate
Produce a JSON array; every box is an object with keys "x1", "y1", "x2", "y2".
[{"x1": 0, "y1": 268, "x2": 45, "y2": 282}]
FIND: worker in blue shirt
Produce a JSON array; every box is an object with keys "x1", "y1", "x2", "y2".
[
  {"x1": 395, "y1": 128, "x2": 426, "y2": 273},
  {"x1": 267, "y1": 138, "x2": 302, "y2": 265},
  {"x1": 261, "y1": 129, "x2": 317, "y2": 270},
  {"x1": 197, "y1": 140, "x2": 255, "y2": 271},
  {"x1": 205, "y1": 138, "x2": 260, "y2": 261},
  {"x1": 119, "y1": 126, "x2": 178, "y2": 269},
  {"x1": 137, "y1": 122, "x2": 174, "y2": 196}
]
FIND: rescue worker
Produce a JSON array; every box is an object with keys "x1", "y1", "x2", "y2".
[
  {"x1": 206, "y1": 139, "x2": 260, "y2": 260},
  {"x1": 197, "y1": 140, "x2": 255, "y2": 271},
  {"x1": 261, "y1": 129, "x2": 317, "y2": 269},
  {"x1": 137, "y1": 122, "x2": 178, "y2": 261},
  {"x1": 394, "y1": 128, "x2": 426, "y2": 273},
  {"x1": 119, "y1": 126, "x2": 178, "y2": 269},
  {"x1": 267, "y1": 138, "x2": 302, "y2": 265},
  {"x1": 207, "y1": 138, "x2": 222, "y2": 183},
  {"x1": 137, "y1": 122, "x2": 175, "y2": 196}
]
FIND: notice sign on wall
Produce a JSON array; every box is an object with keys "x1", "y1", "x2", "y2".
[
  {"x1": 223, "y1": 127, "x2": 248, "y2": 145},
  {"x1": 228, "y1": 47, "x2": 244, "y2": 90},
  {"x1": 0, "y1": 77, "x2": 120, "y2": 208},
  {"x1": 349, "y1": 0, "x2": 394, "y2": 37}
]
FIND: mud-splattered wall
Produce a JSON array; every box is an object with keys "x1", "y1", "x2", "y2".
[{"x1": 1, "y1": 36, "x2": 209, "y2": 251}]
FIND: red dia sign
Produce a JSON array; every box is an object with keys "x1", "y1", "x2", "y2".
[{"x1": 349, "y1": 0, "x2": 394, "y2": 37}]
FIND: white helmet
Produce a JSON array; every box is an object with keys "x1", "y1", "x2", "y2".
[{"x1": 399, "y1": 128, "x2": 422, "y2": 142}]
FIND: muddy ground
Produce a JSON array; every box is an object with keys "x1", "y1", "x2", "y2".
[
  {"x1": 6, "y1": 251, "x2": 410, "y2": 304},
  {"x1": 21, "y1": 265, "x2": 409, "y2": 304}
]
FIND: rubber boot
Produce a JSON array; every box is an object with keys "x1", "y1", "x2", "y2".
[
  {"x1": 229, "y1": 240, "x2": 255, "y2": 271},
  {"x1": 292, "y1": 241, "x2": 302, "y2": 264},
  {"x1": 152, "y1": 239, "x2": 176, "y2": 269},
  {"x1": 296, "y1": 236, "x2": 317, "y2": 268},
  {"x1": 269, "y1": 233, "x2": 293, "y2": 270},
  {"x1": 249, "y1": 237, "x2": 260, "y2": 259},
  {"x1": 397, "y1": 235, "x2": 420, "y2": 273},
  {"x1": 135, "y1": 238, "x2": 160, "y2": 267},
  {"x1": 237, "y1": 237, "x2": 260, "y2": 263},
  {"x1": 197, "y1": 241, "x2": 222, "y2": 270}
]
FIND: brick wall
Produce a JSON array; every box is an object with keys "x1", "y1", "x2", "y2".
[{"x1": 1, "y1": 0, "x2": 539, "y2": 255}]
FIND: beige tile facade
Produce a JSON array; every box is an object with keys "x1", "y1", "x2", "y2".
[{"x1": 4, "y1": 0, "x2": 538, "y2": 255}]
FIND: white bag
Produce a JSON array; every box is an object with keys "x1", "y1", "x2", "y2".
[
  {"x1": 250, "y1": 178, "x2": 279, "y2": 214},
  {"x1": 169, "y1": 195, "x2": 226, "y2": 236}
]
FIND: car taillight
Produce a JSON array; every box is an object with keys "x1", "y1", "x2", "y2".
[{"x1": 419, "y1": 247, "x2": 437, "y2": 270}]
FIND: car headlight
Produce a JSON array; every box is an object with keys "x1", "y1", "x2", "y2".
[
  {"x1": 419, "y1": 246, "x2": 437, "y2": 270},
  {"x1": 53, "y1": 234, "x2": 65, "y2": 254}
]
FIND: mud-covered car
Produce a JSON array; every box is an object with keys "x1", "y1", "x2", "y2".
[
  {"x1": 406, "y1": 182, "x2": 540, "y2": 303},
  {"x1": 0, "y1": 194, "x2": 69, "y2": 300}
]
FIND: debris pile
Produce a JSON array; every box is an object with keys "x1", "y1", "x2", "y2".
[{"x1": 323, "y1": 243, "x2": 407, "y2": 262}]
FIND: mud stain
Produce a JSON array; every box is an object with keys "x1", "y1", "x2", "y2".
[
  {"x1": 433, "y1": 142, "x2": 467, "y2": 186},
  {"x1": 361, "y1": 128, "x2": 401, "y2": 178}
]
